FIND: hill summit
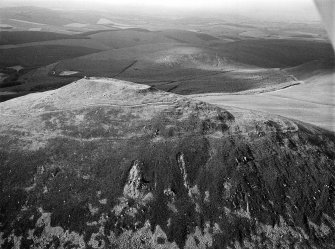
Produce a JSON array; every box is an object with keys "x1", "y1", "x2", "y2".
[{"x1": 0, "y1": 78, "x2": 335, "y2": 248}]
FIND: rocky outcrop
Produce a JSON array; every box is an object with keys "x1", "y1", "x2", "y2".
[
  {"x1": 123, "y1": 160, "x2": 149, "y2": 200},
  {"x1": 177, "y1": 152, "x2": 190, "y2": 189}
]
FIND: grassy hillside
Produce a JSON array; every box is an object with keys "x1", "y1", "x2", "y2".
[
  {"x1": 88, "y1": 29, "x2": 177, "y2": 49},
  {"x1": 0, "y1": 22, "x2": 333, "y2": 101},
  {"x1": 52, "y1": 43, "x2": 179, "y2": 76},
  {"x1": 0, "y1": 45, "x2": 101, "y2": 67},
  {"x1": 152, "y1": 69, "x2": 295, "y2": 95},
  {"x1": 0, "y1": 31, "x2": 86, "y2": 45},
  {"x1": 214, "y1": 39, "x2": 335, "y2": 68},
  {"x1": 0, "y1": 6, "x2": 74, "y2": 26},
  {"x1": 158, "y1": 29, "x2": 220, "y2": 45},
  {"x1": 0, "y1": 78, "x2": 334, "y2": 248},
  {"x1": 53, "y1": 43, "x2": 299, "y2": 95},
  {"x1": 284, "y1": 58, "x2": 335, "y2": 80},
  {"x1": 0, "y1": 38, "x2": 112, "y2": 50}
]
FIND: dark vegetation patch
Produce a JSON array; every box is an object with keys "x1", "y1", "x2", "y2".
[
  {"x1": 284, "y1": 58, "x2": 335, "y2": 80},
  {"x1": 0, "y1": 31, "x2": 86, "y2": 45},
  {"x1": 214, "y1": 39, "x2": 335, "y2": 68},
  {"x1": 0, "y1": 26, "x2": 13, "y2": 30},
  {"x1": 77, "y1": 29, "x2": 115, "y2": 36},
  {"x1": 40, "y1": 107, "x2": 140, "y2": 139},
  {"x1": 157, "y1": 69, "x2": 293, "y2": 95},
  {"x1": 206, "y1": 130, "x2": 335, "y2": 246},
  {"x1": 0, "y1": 92, "x2": 27, "y2": 102},
  {"x1": 29, "y1": 79, "x2": 79, "y2": 92},
  {"x1": 44, "y1": 173, "x2": 92, "y2": 233},
  {"x1": 164, "y1": 35, "x2": 188, "y2": 43},
  {"x1": 224, "y1": 23, "x2": 256, "y2": 29},
  {"x1": 0, "y1": 150, "x2": 49, "y2": 238},
  {"x1": 0, "y1": 107, "x2": 217, "y2": 244},
  {"x1": 160, "y1": 30, "x2": 217, "y2": 44},
  {"x1": 0, "y1": 45, "x2": 101, "y2": 68},
  {"x1": 297, "y1": 123, "x2": 335, "y2": 160},
  {"x1": 112, "y1": 134, "x2": 211, "y2": 247},
  {"x1": 1, "y1": 101, "x2": 335, "y2": 247},
  {"x1": 0, "y1": 80, "x2": 22, "y2": 88},
  {"x1": 55, "y1": 54, "x2": 294, "y2": 96},
  {"x1": 42, "y1": 38, "x2": 331, "y2": 96},
  {"x1": 53, "y1": 58, "x2": 134, "y2": 78},
  {"x1": 147, "y1": 103, "x2": 234, "y2": 138},
  {"x1": 0, "y1": 6, "x2": 75, "y2": 26},
  {"x1": 0, "y1": 77, "x2": 77, "y2": 102},
  {"x1": 264, "y1": 120, "x2": 282, "y2": 131},
  {"x1": 55, "y1": 59, "x2": 212, "y2": 84},
  {"x1": 157, "y1": 237, "x2": 165, "y2": 244},
  {"x1": 125, "y1": 28, "x2": 151, "y2": 32},
  {"x1": 196, "y1": 33, "x2": 219, "y2": 41},
  {"x1": 0, "y1": 67, "x2": 29, "y2": 90},
  {"x1": 290, "y1": 33, "x2": 317, "y2": 38}
]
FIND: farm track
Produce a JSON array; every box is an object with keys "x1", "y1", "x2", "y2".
[
  {"x1": 0, "y1": 101, "x2": 178, "y2": 117},
  {"x1": 154, "y1": 70, "x2": 234, "y2": 92},
  {"x1": 113, "y1": 60, "x2": 138, "y2": 77},
  {"x1": 3, "y1": 122, "x2": 299, "y2": 143},
  {"x1": 268, "y1": 93, "x2": 335, "y2": 107}
]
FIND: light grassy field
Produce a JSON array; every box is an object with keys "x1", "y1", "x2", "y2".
[{"x1": 192, "y1": 72, "x2": 335, "y2": 131}]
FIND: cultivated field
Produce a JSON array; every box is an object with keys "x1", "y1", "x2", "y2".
[{"x1": 192, "y1": 71, "x2": 335, "y2": 131}]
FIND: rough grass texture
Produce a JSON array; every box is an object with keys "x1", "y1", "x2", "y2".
[
  {"x1": 0, "y1": 45, "x2": 101, "y2": 68},
  {"x1": 0, "y1": 78, "x2": 334, "y2": 248},
  {"x1": 0, "y1": 31, "x2": 86, "y2": 45}
]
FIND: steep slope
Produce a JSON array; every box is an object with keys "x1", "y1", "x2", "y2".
[
  {"x1": 212, "y1": 39, "x2": 334, "y2": 68},
  {"x1": 0, "y1": 78, "x2": 334, "y2": 249}
]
